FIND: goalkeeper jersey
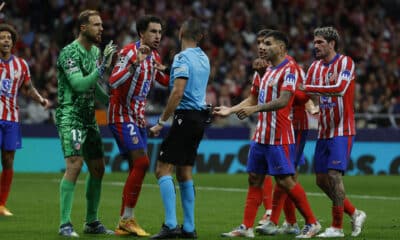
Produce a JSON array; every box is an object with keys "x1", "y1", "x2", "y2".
[{"x1": 56, "y1": 40, "x2": 101, "y2": 126}]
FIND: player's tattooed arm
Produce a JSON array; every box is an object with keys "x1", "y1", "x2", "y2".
[{"x1": 22, "y1": 81, "x2": 50, "y2": 109}]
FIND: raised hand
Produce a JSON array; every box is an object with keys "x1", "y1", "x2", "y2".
[
  {"x1": 136, "y1": 44, "x2": 151, "y2": 63},
  {"x1": 98, "y1": 40, "x2": 117, "y2": 76}
]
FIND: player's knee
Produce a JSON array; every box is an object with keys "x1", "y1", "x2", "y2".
[
  {"x1": 1, "y1": 151, "x2": 15, "y2": 168},
  {"x1": 248, "y1": 173, "x2": 264, "y2": 187},
  {"x1": 134, "y1": 156, "x2": 150, "y2": 171}
]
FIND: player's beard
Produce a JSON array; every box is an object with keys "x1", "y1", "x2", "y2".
[{"x1": 84, "y1": 31, "x2": 101, "y2": 45}]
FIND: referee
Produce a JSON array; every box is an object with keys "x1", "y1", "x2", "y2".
[{"x1": 150, "y1": 18, "x2": 210, "y2": 239}]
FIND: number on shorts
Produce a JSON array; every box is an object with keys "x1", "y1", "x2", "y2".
[
  {"x1": 71, "y1": 129, "x2": 82, "y2": 143},
  {"x1": 127, "y1": 124, "x2": 136, "y2": 136}
]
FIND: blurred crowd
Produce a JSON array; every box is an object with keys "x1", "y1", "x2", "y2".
[{"x1": 3, "y1": 0, "x2": 400, "y2": 128}]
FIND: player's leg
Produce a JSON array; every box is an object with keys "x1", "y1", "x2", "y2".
[
  {"x1": 109, "y1": 123, "x2": 150, "y2": 236},
  {"x1": 0, "y1": 121, "x2": 21, "y2": 216},
  {"x1": 258, "y1": 144, "x2": 319, "y2": 238},
  {"x1": 56, "y1": 125, "x2": 84, "y2": 236},
  {"x1": 82, "y1": 126, "x2": 113, "y2": 235},
  {"x1": 280, "y1": 130, "x2": 308, "y2": 234},
  {"x1": 316, "y1": 136, "x2": 365, "y2": 237},
  {"x1": 222, "y1": 142, "x2": 267, "y2": 238},
  {"x1": 0, "y1": 150, "x2": 15, "y2": 216},
  {"x1": 258, "y1": 175, "x2": 273, "y2": 225}
]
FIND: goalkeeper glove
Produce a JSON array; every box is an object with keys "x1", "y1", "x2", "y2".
[{"x1": 98, "y1": 40, "x2": 117, "y2": 77}]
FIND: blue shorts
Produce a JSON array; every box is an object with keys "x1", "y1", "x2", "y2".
[
  {"x1": 314, "y1": 136, "x2": 354, "y2": 173},
  {"x1": 109, "y1": 123, "x2": 147, "y2": 155},
  {"x1": 247, "y1": 141, "x2": 296, "y2": 176},
  {"x1": 0, "y1": 120, "x2": 21, "y2": 150},
  {"x1": 294, "y1": 130, "x2": 308, "y2": 167}
]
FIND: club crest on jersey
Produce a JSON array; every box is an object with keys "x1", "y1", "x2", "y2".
[
  {"x1": 0, "y1": 78, "x2": 12, "y2": 97},
  {"x1": 74, "y1": 143, "x2": 81, "y2": 150}
]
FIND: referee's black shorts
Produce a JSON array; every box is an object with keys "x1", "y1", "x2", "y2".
[{"x1": 158, "y1": 109, "x2": 208, "y2": 166}]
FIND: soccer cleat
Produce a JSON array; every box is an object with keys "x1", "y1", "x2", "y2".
[
  {"x1": 83, "y1": 220, "x2": 114, "y2": 234},
  {"x1": 0, "y1": 205, "x2": 13, "y2": 216},
  {"x1": 180, "y1": 225, "x2": 198, "y2": 239},
  {"x1": 114, "y1": 226, "x2": 131, "y2": 236},
  {"x1": 255, "y1": 220, "x2": 279, "y2": 235},
  {"x1": 221, "y1": 224, "x2": 255, "y2": 238},
  {"x1": 118, "y1": 218, "x2": 150, "y2": 237},
  {"x1": 278, "y1": 221, "x2": 300, "y2": 235},
  {"x1": 316, "y1": 227, "x2": 345, "y2": 238},
  {"x1": 150, "y1": 223, "x2": 181, "y2": 239},
  {"x1": 295, "y1": 221, "x2": 321, "y2": 238},
  {"x1": 59, "y1": 222, "x2": 79, "y2": 237},
  {"x1": 258, "y1": 212, "x2": 271, "y2": 225},
  {"x1": 351, "y1": 209, "x2": 366, "y2": 237}
]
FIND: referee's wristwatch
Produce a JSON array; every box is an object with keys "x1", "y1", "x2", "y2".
[{"x1": 157, "y1": 118, "x2": 167, "y2": 126}]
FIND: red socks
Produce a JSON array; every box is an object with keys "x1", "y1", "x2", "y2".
[
  {"x1": 120, "y1": 156, "x2": 149, "y2": 215},
  {"x1": 344, "y1": 198, "x2": 356, "y2": 216},
  {"x1": 243, "y1": 186, "x2": 263, "y2": 228},
  {"x1": 0, "y1": 169, "x2": 14, "y2": 206},
  {"x1": 283, "y1": 197, "x2": 297, "y2": 224},
  {"x1": 269, "y1": 185, "x2": 286, "y2": 225},
  {"x1": 262, "y1": 176, "x2": 273, "y2": 210},
  {"x1": 287, "y1": 183, "x2": 317, "y2": 224},
  {"x1": 332, "y1": 205, "x2": 344, "y2": 228}
]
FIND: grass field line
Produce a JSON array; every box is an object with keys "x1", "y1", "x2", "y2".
[{"x1": 27, "y1": 178, "x2": 399, "y2": 201}]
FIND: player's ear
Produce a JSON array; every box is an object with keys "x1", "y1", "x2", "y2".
[{"x1": 80, "y1": 24, "x2": 86, "y2": 32}]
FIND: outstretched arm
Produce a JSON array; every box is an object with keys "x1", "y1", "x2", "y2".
[{"x1": 22, "y1": 82, "x2": 50, "y2": 109}]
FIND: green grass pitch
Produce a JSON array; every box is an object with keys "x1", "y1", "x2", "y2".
[{"x1": 1, "y1": 173, "x2": 400, "y2": 239}]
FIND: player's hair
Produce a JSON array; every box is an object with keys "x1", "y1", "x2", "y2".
[
  {"x1": 0, "y1": 23, "x2": 17, "y2": 44},
  {"x1": 314, "y1": 26, "x2": 340, "y2": 51},
  {"x1": 256, "y1": 28, "x2": 273, "y2": 38},
  {"x1": 265, "y1": 30, "x2": 288, "y2": 50},
  {"x1": 77, "y1": 10, "x2": 100, "y2": 31},
  {"x1": 136, "y1": 15, "x2": 162, "y2": 38},
  {"x1": 181, "y1": 18, "x2": 204, "y2": 43}
]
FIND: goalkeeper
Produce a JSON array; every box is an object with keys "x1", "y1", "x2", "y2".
[{"x1": 55, "y1": 10, "x2": 116, "y2": 237}]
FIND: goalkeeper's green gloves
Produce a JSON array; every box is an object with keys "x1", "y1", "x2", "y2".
[{"x1": 98, "y1": 40, "x2": 117, "y2": 77}]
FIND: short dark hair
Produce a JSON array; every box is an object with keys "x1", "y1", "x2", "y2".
[
  {"x1": 77, "y1": 10, "x2": 100, "y2": 31},
  {"x1": 181, "y1": 18, "x2": 204, "y2": 42},
  {"x1": 136, "y1": 15, "x2": 162, "y2": 38},
  {"x1": 265, "y1": 30, "x2": 289, "y2": 49},
  {"x1": 256, "y1": 29, "x2": 273, "y2": 39},
  {"x1": 314, "y1": 26, "x2": 340, "y2": 51},
  {"x1": 0, "y1": 23, "x2": 17, "y2": 45}
]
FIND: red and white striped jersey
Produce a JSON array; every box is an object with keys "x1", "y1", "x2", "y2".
[
  {"x1": 288, "y1": 57, "x2": 310, "y2": 131},
  {"x1": 0, "y1": 55, "x2": 31, "y2": 122},
  {"x1": 304, "y1": 54, "x2": 356, "y2": 139},
  {"x1": 250, "y1": 58, "x2": 299, "y2": 145},
  {"x1": 108, "y1": 41, "x2": 169, "y2": 127}
]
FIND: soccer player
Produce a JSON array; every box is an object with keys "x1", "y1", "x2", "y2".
[
  {"x1": 108, "y1": 15, "x2": 169, "y2": 236},
  {"x1": 217, "y1": 30, "x2": 321, "y2": 239},
  {"x1": 250, "y1": 29, "x2": 274, "y2": 226},
  {"x1": 258, "y1": 70, "x2": 319, "y2": 235},
  {"x1": 300, "y1": 26, "x2": 366, "y2": 238},
  {"x1": 55, "y1": 10, "x2": 116, "y2": 237},
  {"x1": 149, "y1": 18, "x2": 210, "y2": 239},
  {"x1": 0, "y1": 23, "x2": 50, "y2": 216}
]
